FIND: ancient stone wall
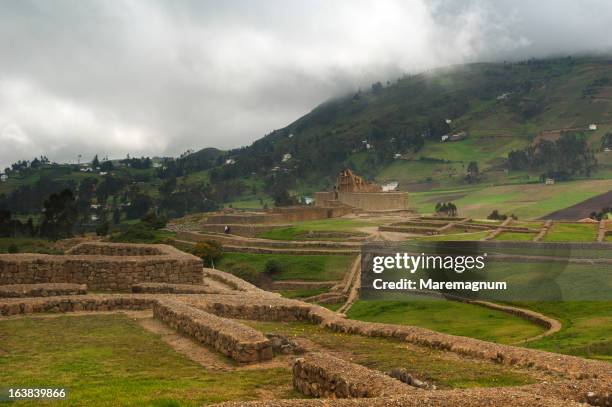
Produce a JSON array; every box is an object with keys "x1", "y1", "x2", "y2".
[
  {"x1": 0, "y1": 283, "x2": 87, "y2": 298},
  {"x1": 0, "y1": 294, "x2": 155, "y2": 316},
  {"x1": 314, "y1": 192, "x2": 335, "y2": 206},
  {"x1": 0, "y1": 243, "x2": 202, "y2": 291},
  {"x1": 271, "y1": 206, "x2": 354, "y2": 222},
  {"x1": 338, "y1": 191, "x2": 409, "y2": 211},
  {"x1": 292, "y1": 352, "x2": 413, "y2": 398},
  {"x1": 131, "y1": 282, "x2": 219, "y2": 294},
  {"x1": 153, "y1": 298, "x2": 273, "y2": 363},
  {"x1": 66, "y1": 242, "x2": 163, "y2": 256}
]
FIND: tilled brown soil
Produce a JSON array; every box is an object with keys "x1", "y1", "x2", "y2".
[{"x1": 541, "y1": 190, "x2": 612, "y2": 220}]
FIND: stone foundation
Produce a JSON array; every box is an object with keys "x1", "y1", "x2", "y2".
[
  {"x1": 0, "y1": 243, "x2": 203, "y2": 291},
  {"x1": 292, "y1": 352, "x2": 413, "y2": 398},
  {"x1": 0, "y1": 295, "x2": 155, "y2": 316},
  {"x1": 0, "y1": 283, "x2": 87, "y2": 298},
  {"x1": 152, "y1": 298, "x2": 273, "y2": 363},
  {"x1": 131, "y1": 282, "x2": 218, "y2": 294}
]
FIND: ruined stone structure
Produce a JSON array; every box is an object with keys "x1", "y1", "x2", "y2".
[
  {"x1": 0, "y1": 242, "x2": 202, "y2": 291},
  {"x1": 315, "y1": 169, "x2": 410, "y2": 212},
  {"x1": 336, "y1": 169, "x2": 381, "y2": 193},
  {"x1": 1, "y1": 247, "x2": 610, "y2": 406},
  {"x1": 0, "y1": 283, "x2": 87, "y2": 298}
]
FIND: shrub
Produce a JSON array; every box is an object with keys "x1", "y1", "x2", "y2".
[
  {"x1": 228, "y1": 262, "x2": 260, "y2": 285},
  {"x1": 7, "y1": 243, "x2": 18, "y2": 253},
  {"x1": 110, "y1": 222, "x2": 156, "y2": 243},
  {"x1": 141, "y1": 212, "x2": 167, "y2": 229},
  {"x1": 192, "y1": 240, "x2": 223, "y2": 267},
  {"x1": 487, "y1": 210, "x2": 508, "y2": 221},
  {"x1": 96, "y1": 221, "x2": 110, "y2": 236},
  {"x1": 264, "y1": 259, "x2": 284, "y2": 276}
]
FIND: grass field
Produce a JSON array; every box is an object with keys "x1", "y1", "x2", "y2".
[
  {"x1": 243, "y1": 320, "x2": 538, "y2": 389},
  {"x1": 257, "y1": 218, "x2": 375, "y2": 241},
  {"x1": 410, "y1": 179, "x2": 612, "y2": 219},
  {"x1": 346, "y1": 299, "x2": 545, "y2": 344},
  {"x1": 0, "y1": 314, "x2": 297, "y2": 406},
  {"x1": 217, "y1": 252, "x2": 354, "y2": 281},
  {"x1": 277, "y1": 287, "x2": 327, "y2": 298},
  {"x1": 543, "y1": 223, "x2": 598, "y2": 242},
  {"x1": 493, "y1": 231, "x2": 535, "y2": 241},
  {"x1": 518, "y1": 301, "x2": 612, "y2": 361},
  {"x1": 415, "y1": 231, "x2": 489, "y2": 241},
  {"x1": 0, "y1": 237, "x2": 62, "y2": 254}
]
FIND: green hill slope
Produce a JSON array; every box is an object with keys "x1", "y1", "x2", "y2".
[{"x1": 220, "y1": 57, "x2": 612, "y2": 191}]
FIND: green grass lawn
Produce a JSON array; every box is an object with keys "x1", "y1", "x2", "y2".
[
  {"x1": 0, "y1": 237, "x2": 62, "y2": 254},
  {"x1": 493, "y1": 232, "x2": 535, "y2": 241},
  {"x1": 346, "y1": 299, "x2": 545, "y2": 344},
  {"x1": 543, "y1": 223, "x2": 597, "y2": 242},
  {"x1": 258, "y1": 218, "x2": 376, "y2": 241},
  {"x1": 242, "y1": 320, "x2": 538, "y2": 389},
  {"x1": 517, "y1": 301, "x2": 612, "y2": 361},
  {"x1": 258, "y1": 226, "x2": 367, "y2": 241},
  {"x1": 415, "y1": 231, "x2": 489, "y2": 241},
  {"x1": 217, "y1": 253, "x2": 354, "y2": 281},
  {"x1": 277, "y1": 288, "x2": 327, "y2": 298},
  {"x1": 0, "y1": 314, "x2": 297, "y2": 406}
]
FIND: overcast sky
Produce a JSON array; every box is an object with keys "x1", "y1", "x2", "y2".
[{"x1": 1, "y1": 0, "x2": 612, "y2": 169}]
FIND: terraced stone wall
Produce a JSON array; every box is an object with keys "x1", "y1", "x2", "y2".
[
  {"x1": 0, "y1": 243, "x2": 202, "y2": 291},
  {"x1": 153, "y1": 299, "x2": 273, "y2": 363},
  {"x1": 292, "y1": 352, "x2": 412, "y2": 398}
]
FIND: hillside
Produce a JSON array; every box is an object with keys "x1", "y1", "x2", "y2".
[
  {"x1": 2, "y1": 56, "x2": 612, "y2": 222},
  {"x1": 217, "y1": 57, "x2": 612, "y2": 192}
]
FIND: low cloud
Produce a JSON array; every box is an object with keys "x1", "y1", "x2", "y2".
[{"x1": 1, "y1": 0, "x2": 611, "y2": 169}]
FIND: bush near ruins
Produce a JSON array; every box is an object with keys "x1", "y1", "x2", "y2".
[
  {"x1": 264, "y1": 259, "x2": 285, "y2": 276},
  {"x1": 110, "y1": 222, "x2": 156, "y2": 243},
  {"x1": 192, "y1": 240, "x2": 223, "y2": 267},
  {"x1": 96, "y1": 221, "x2": 110, "y2": 236},
  {"x1": 141, "y1": 212, "x2": 167, "y2": 229},
  {"x1": 488, "y1": 210, "x2": 517, "y2": 221},
  {"x1": 227, "y1": 262, "x2": 260, "y2": 285}
]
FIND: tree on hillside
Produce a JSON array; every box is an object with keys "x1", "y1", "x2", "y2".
[
  {"x1": 126, "y1": 192, "x2": 153, "y2": 220},
  {"x1": 435, "y1": 202, "x2": 458, "y2": 217},
  {"x1": 466, "y1": 161, "x2": 480, "y2": 183},
  {"x1": 100, "y1": 160, "x2": 113, "y2": 171},
  {"x1": 92, "y1": 155, "x2": 100, "y2": 167},
  {"x1": 39, "y1": 189, "x2": 78, "y2": 240}
]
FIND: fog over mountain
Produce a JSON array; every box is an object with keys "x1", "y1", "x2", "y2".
[{"x1": 1, "y1": 0, "x2": 612, "y2": 169}]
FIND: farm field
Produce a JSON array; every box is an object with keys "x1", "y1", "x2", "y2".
[
  {"x1": 542, "y1": 222, "x2": 598, "y2": 242},
  {"x1": 409, "y1": 179, "x2": 612, "y2": 219},
  {"x1": 346, "y1": 299, "x2": 544, "y2": 344}
]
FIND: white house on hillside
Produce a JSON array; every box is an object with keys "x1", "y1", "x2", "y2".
[{"x1": 382, "y1": 181, "x2": 399, "y2": 192}]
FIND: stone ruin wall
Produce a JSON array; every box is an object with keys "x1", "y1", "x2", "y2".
[
  {"x1": 66, "y1": 242, "x2": 163, "y2": 256},
  {"x1": 337, "y1": 191, "x2": 409, "y2": 211},
  {"x1": 153, "y1": 298, "x2": 273, "y2": 363},
  {"x1": 0, "y1": 243, "x2": 203, "y2": 291},
  {"x1": 0, "y1": 283, "x2": 87, "y2": 298},
  {"x1": 1, "y1": 290, "x2": 611, "y2": 405},
  {"x1": 292, "y1": 352, "x2": 413, "y2": 398}
]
